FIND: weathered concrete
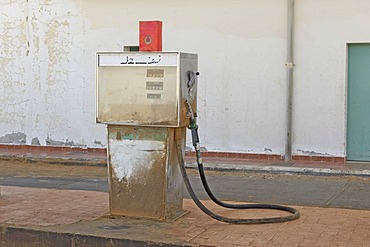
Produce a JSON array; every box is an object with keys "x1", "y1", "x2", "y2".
[{"x1": 0, "y1": 227, "x2": 186, "y2": 247}]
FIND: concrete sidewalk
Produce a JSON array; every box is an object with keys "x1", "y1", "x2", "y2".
[{"x1": 1, "y1": 185, "x2": 370, "y2": 246}]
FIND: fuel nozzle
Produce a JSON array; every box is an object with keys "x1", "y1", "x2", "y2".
[
  {"x1": 185, "y1": 99, "x2": 202, "y2": 164},
  {"x1": 186, "y1": 71, "x2": 200, "y2": 99},
  {"x1": 187, "y1": 71, "x2": 200, "y2": 89}
]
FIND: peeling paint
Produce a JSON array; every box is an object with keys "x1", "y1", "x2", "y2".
[
  {"x1": 109, "y1": 139, "x2": 165, "y2": 183},
  {"x1": 45, "y1": 135, "x2": 74, "y2": 146},
  {"x1": 0, "y1": 132, "x2": 26, "y2": 144},
  {"x1": 31, "y1": 137, "x2": 40, "y2": 145},
  {"x1": 94, "y1": 140, "x2": 103, "y2": 146},
  {"x1": 0, "y1": 0, "x2": 29, "y2": 128},
  {"x1": 296, "y1": 149, "x2": 329, "y2": 156}
]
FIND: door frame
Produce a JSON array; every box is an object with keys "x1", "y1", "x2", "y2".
[{"x1": 345, "y1": 41, "x2": 370, "y2": 161}]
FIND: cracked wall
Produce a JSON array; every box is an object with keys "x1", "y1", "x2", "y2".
[{"x1": 0, "y1": 0, "x2": 106, "y2": 147}]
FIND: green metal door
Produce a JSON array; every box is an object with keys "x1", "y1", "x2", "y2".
[{"x1": 347, "y1": 43, "x2": 370, "y2": 161}]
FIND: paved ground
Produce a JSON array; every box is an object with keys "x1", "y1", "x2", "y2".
[
  {"x1": 2, "y1": 184, "x2": 370, "y2": 246},
  {"x1": 2, "y1": 171, "x2": 370, "y2": 210},
  {"x1": 1, "y1": 151, "x2": 370, "y2": 246}
]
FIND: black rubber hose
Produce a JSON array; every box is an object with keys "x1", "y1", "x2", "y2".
[{"x1": 176, "y1": 144, "x2": 300, "y2": 224}]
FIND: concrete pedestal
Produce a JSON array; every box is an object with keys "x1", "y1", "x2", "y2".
[{"x1": 107, "y1": 125, "x2": 186, "y2": 221}]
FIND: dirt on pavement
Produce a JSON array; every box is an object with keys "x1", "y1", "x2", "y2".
[{"x1": 0, "y1": 158, "x2": 107, "y2": 178}]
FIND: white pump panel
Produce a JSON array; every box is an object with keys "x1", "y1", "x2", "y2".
[{"x1": 96, "y1": 52, "x2": 198, "y2": 127}]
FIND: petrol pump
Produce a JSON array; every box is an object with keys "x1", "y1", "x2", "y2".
[
  {"x1": 96, "y1": 51, "x2": 197, "y2": 221},
  {"x1": 96, "y1": 21, "x2": 300, "y2": 224}
]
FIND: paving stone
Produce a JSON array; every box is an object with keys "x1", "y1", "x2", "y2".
[{"x1": 2, "y1": 185, "x2": 370, "y2": 246}]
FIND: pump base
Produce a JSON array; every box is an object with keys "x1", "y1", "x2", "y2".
[{"x1": 107, "y1": 125, "x2": 186, "y2": 221}]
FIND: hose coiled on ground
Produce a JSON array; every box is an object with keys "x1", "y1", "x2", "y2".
[
  {"x1": 176, "y1": 131, "x2": 300, "y2": 224},
  {"x1": 181, "y1": 71, "x2": 300, "y2": 224}
]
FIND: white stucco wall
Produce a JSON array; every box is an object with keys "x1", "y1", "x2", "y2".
[
  {"x1": 0, "y1": 0, "x2": 104, "y2": 147},
  {"x1": 1, "y1": 0, "x2": 369, "y2": 157},
  {"x1": 293, "y1": 0, "x2": 370, "y2": 157},
  {"x1": 79, "y1": 0, "x2": 288, "y2": 155}
]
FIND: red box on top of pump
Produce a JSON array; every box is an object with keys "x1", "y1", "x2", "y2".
[{"x1": 139, "y1": 21, "x2": 162, "y2": 52}]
